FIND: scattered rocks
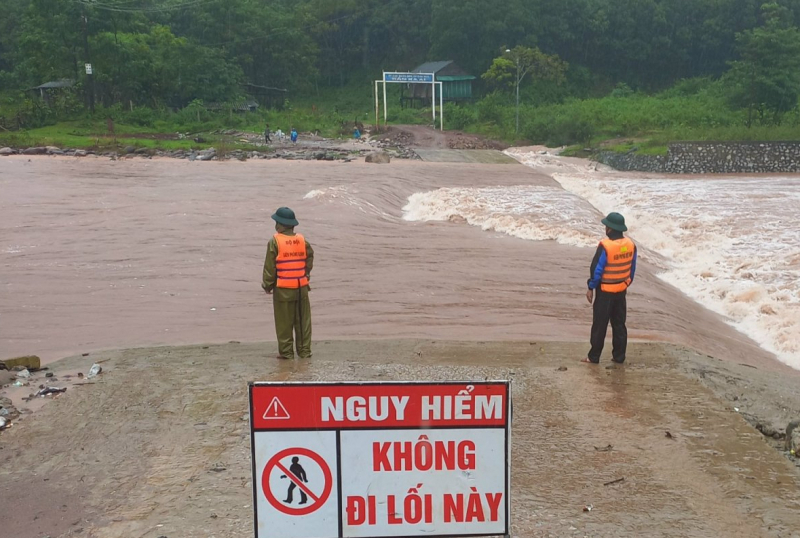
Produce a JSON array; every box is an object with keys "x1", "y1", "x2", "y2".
[
  {"x1": 1, "y1": 355, "x2": 41, "y2": 370},
  {"x1": 756, "y1": 422, "x2": 784, "y2": 440},
  {"x1": 198, "y1": 148, "x2": 216, "y2": 161},
  {"x1": 0, "y1": 396, "x2": 20, "y2": 423},
  {"x1": 786, "y1": 420, "x2": 800, "y2": 454},
  {"x1": 0, "y1": 131, "x2": 424, "y2": 163},
  {"x1": 365, "y1": 151, "x2": 391, "y2": 164}
]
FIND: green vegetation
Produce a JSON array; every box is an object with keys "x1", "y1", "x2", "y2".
[{"x1": 4, "y1": 1, "x2": 800, "y2": 155}]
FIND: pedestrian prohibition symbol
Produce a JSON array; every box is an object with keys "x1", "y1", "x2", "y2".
[{"x1": 262, "y1": 447, "x2": 333, "y2": 516}]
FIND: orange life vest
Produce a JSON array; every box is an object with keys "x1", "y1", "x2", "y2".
[
  {"x1": 274, "y1": 233, "x2": 309, "y2": 288},
  {"x1": 600, "y1": 237, "x2": 635, "y2": 293}
]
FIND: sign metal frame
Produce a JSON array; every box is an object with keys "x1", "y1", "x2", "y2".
[
  {"x1": 374, "y1": 72, "x2": 443, "y2": 131},
  {"x1": 249, "y1": 380, "x2": 511, "y2": 538}
]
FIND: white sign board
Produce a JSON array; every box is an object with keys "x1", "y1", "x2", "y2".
[
  {"x1": 250, "y1": 381, "x2": 511, "y2": 538},
  {"x1": 85, "y1": 63, "x2": 93, "y2": 75}
]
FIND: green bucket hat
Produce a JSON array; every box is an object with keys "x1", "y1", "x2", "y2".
[
  {"x1": 601, "y1": 212, "x2": 627, "y2": 232},
  {"x1": 271, "y1": 207, "x2": 299, "y2": 227}
]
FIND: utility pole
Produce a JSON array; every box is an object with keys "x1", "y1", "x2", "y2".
[
  {"x1": 82, "y1": 9, "x2": 95, "y2": 112},
  {"x1": 506, "y1": 49, "x2": 520, "y2": 134},
  {"x1": 515, "y1": 57, "x2": 520, "y2": 134}
]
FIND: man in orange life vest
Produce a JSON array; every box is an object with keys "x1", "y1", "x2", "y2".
[
  {"x1": 582, "y1": 212, "x2": 637, "y2": 365},
  {"x1": 262, "y1": 207, "x2": 314, "y2": 360}
]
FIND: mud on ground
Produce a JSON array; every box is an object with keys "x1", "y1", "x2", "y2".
[
  {"x1": 372, "y1": 125, "x2": 509, "y2": 151},
  {"x1": 1, "y1": 340, "x2": 799, "y2": 538}
]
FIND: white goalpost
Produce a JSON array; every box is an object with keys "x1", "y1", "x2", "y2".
[{"x1": 375, "y1": 72, "x2": 444, "y2": 131}]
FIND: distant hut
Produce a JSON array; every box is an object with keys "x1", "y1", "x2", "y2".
[
  {"x1": 204, "y1": 99, "x2": 260, "y2": 114},
  {"x1": 244, "y1": 83, "x2": 288, "y2": 109},
  {"x1": 402, "y1": 61, "x2": 475, "y2": 108},
  {"x1": 30, "y1": 80, "x2": 75, "y2": 105}
]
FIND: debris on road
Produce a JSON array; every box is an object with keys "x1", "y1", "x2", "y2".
[
  {"x1": 87, "y1": 364, "x2": 103, "y2": 379},
  {"x1": 1, "y1": 355, "x2": 41, "y2": 370},
  {"x1": 603, "y1": 477, "x2": 625, "y2": 486},
  {"x1": 36, "y1": 387, "x2": 67, "y2": 397}
]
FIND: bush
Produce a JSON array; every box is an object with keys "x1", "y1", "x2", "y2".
[
  {"x1": 547, "y1": 115, "x2": 596, "y2": 146},
  {"x1": 610, "y1": 82, "x2": 634, "y2": 99},
  {"x1": 477, "y1": 92, "x2": 510, "y2": 125},
  {"x1": 443, "y1": 103, "x2": 475, "y2": 130},
  {"x1": 123, "y1": 106, "x2": 160, "y2": 127}
]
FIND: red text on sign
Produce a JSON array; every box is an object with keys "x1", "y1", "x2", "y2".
[
  {"x1": 345, "y1": 488, "x2": 503, "y2": 526},
  {"x1": 444, "y1": 489, "x2": 503, "y2": 523},
  {"x1": 421, "y1": 395, "x2": 503, "y2": 421},
  {"x1": 372, "y1": 436, "x2": 476, "y2": 471}
]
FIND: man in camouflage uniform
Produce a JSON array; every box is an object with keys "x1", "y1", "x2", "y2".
[{"x1": 262, "y1": 207, "x2": 314, "y2": 359}]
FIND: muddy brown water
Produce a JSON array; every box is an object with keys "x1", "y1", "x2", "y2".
[
  {"x1": 2, "y1": 157, "x2": 800, "y2": 537},
  {"x1": 0, "y1": 157, "x2": 790, "y2": 375}
]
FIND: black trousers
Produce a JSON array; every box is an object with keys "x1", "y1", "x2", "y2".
[{"x1": 588, "y1": 289, "x2": 627, "y2": 363}]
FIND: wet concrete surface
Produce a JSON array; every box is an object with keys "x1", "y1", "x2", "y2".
[
  {"x1": 1, "y1": 340, "x2": 799, "y2": 538},
  {"x1": 414, "y1": 149, "x2": 519, "y2": 163}
]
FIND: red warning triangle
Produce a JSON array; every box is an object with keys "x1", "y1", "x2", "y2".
[{"x1": 263, "y1": 396, "x2": 290, "y2": 420}]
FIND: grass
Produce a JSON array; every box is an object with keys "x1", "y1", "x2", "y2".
[
  {"x1": 0, "y1": 123, "x2": 214, "y2": 151},
  {"x1": 7, "y1": 77, "x2": 800, "y2": 155}
]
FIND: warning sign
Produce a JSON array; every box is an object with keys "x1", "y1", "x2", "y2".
[
  {"x1": 262, "y1": 447, "x2": 333, "y2": 515},
  {"x1": 249, "y1": 381, "x2": 511, "y2": 538}
]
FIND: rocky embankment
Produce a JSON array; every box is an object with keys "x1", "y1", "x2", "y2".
[
  {"x1": 597, "y1": 141, "x2": 800, "y2": 174},
  {"x1": 0, "y1": 130, "x2": 421, "y2": 162}
]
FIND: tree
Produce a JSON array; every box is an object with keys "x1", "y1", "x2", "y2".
[
  {"x1": 482, "y1": 46, "x2": 567, "y2": 133},
  {"x1": 725, "y1": 2, "x2": 800, "y2": 126}
]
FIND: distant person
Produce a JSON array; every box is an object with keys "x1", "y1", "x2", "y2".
[
  {"x1": 582, "y1": 212, "x2": 637, "y2": 365},
  {"x1": 275, "y1": 128, "x2": 284, "y2": 141},
  {"x1": 353, "y1": 126, "x2": 361, "y2": 140},
  {"x1": 262, "y1": 207, "x2": 313, "y2": 360},
  {"x1": 290, "y1": 127, "x2": 298, "y2": 143},
  {"x1": 265, "y1": 123, "x2": 271, "y2": 144}
]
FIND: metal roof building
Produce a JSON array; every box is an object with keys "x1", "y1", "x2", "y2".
[{"x1": 406, "y1": 61, "x2": 475, "y2": 103}]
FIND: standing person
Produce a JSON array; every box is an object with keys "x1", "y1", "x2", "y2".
[
  {"x1": 290, "y1": 127, "x2": 298, "y2": 144},
  {"x1": 262, "y1": 207, "x2": 313, "y2": 360},
  {"x1": 353, "y1": 126, "x2": 361, "y2": 140},
  {"x1": 264, "y1": 123, "x2": 271, "y2": 144},
  {"x1": 582, "y1": 212, "x2": 637, "y2": 365}
]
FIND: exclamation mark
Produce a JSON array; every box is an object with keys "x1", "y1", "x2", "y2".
[{"x1": 273, "y1": 401, "x2": 278, "y2": 417}]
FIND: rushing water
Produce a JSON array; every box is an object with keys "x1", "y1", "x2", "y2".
[{"x1": 403, "y1": 150, "x2": 800, "y2": 370}]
